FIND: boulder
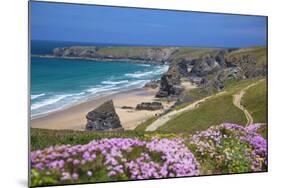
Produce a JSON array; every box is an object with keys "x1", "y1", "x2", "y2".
[
  {"x1": 144, "y1": 80, "x2": 160, "y2": 89},
  {"x1": 121, "y1": 106, "x2": 134, "y2": 110},
  {"x1": 136, "y1": 102, "x2": 163, "y2": 111},
  {"x1": 156, "y1": 65, "x2": 182, "y2": 98},
  {"x1": 85, "y1": 100, "x2": 123, "y2": 131}
]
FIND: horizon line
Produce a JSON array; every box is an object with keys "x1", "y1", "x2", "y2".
[{"x1": 31, "y1": 39, "x2": 267, "y2": 49}]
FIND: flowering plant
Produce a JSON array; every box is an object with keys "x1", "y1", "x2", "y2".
[
  {"x1": 31, "y1": 138, "x2": 199, "y2": 186},
  {"x1": 189, "y1": 123, "x2": 267, "y2": 174}
]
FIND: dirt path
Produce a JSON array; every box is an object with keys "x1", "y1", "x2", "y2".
[
  {"x1": 145, "y1": 79, "x2": 263, "y2": 131},
  {"x1": 232, "y1": 80, "x2": 263, "y2": 126},
  {"x1": 145, "y1": 91, "x2": 226, "y2": 131}
]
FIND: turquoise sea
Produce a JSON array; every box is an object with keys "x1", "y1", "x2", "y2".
[{"x1": 31, "y1": 41, "x2": 168, "y2": 117}]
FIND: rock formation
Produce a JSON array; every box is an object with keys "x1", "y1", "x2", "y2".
[
  {"x1": 121, "y1": 106, "x2": 134, "y2": 110},
  {"x1": 50, "y1": 46, "x2": 266, "y2": 101},
  {"x1": 53, "y1": 46, "x2": 177, "y2": 64},
  {"x1": 136, "y1": 102, "x2": 163, "y2": 111},
  {"x1": 85, "y1": 100, "x2": 123, "y2": 131},
  {"x1": 144, "y1": 80, "x2": 160, "y2": 89},
  {"x1": 190, "y1": 50, "x2": 228, "y2": 77},
  {"x1": 156, "y1": 65, "x2": 183, "y2": 98}
]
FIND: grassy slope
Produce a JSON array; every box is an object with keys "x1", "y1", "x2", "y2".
[
  {"x1": 158, "y1": 79, "x2": 261, "y2": 133},
  {"x1": 31, "y1": 129, "x2": 146, "y2": 150},
  {"x1": 30, "y1": 129, "x2": 180, "y2": 151},
  {"x1": 92, "y1": 47, "x2": 218, "y2": 62},
  {"x1": 158, "y1": 94, "x2": 247, "y2": 134},
  {"x1": 226, "y1": 46, "x2": 267, "y2": 66},
  {"x1": 134, "y1": 117, "x2": 157, "y2": 132},
  {"x1": 169, "y1": 48, "x2": 218, "y2": 61},
  {"x1": 242, "y1": 79, "x2": 267, "y2": 123},
  {"x1": 97, "y1": 47, "x2": 156, "y2": 57},
  {"x1": 134, "y1": 88, "x2": 211, "y2": 131}
]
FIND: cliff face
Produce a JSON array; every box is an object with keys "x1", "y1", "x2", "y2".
[
  {"x1": 51, "y1": 45, "x2": 267, "y2": 98},
  {"x1": 156, "y1": 47, "x2": 267, "y2": 98},
  {"x1": 53, "y1": 46, "x2": 177, "y2": 63}
]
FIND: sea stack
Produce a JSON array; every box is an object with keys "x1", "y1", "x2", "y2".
[{"x1": 85, "y1": 100, "x2": 123, "y2": 131}]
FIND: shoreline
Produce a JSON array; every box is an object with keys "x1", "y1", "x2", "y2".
[
  {"x1": 31, "y1": 87, "x2": 176, "y2": 131},
  {"x1": 30, "y1": 87, "x2": 145, "y2": 120},
  {"x1": 31, "y1": 54, "x2": 167, "y2": 65}
]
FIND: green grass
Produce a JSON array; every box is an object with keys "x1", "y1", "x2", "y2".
[
  {"x1": 158, "y1": 93, "x2": 247, "y2": 134},
  {"x1": 157, "y1": 79, "x2": 264, "y2": 133},
  {"x1": 226, "y1": 46, "x2": 267, "y2": 66},
  {"x1": 30, "y1": 128, "x2": 181, "y2": 151},
  {"x1": 175, "y1": 88, "x2": 211, "y2": 110},
  {"x1": 223, "y1": 79, "x2": 258, "y2": 94},
  {"x1": 97, "y1": 47, "x2": 155, "y2": 57},
  {"x1": 134, "y1": 116, "x2": 157, "y2": 131},
  {"x1": 30, "y1": 129, "x2": 147, "y2": 150},
  {"x1": 169, "y1": 48, "x2": 217, "y2": 62},
  {"x1": 242, "y1": 79, "x2": 267, "y2": 123}
]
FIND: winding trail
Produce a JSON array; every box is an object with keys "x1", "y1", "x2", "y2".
[
  {"x1": 145, "y1": 91, "x2": 226, "y2": 131},
  {"x1": 232, "y1": 80, "x2": 263, "y2": 126},
  {"x1": 145, "y1": 79, "x2": 264, "y2": 131}
]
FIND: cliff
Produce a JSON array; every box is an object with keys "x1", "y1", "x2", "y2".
[
  {"x1": 53, "y1": 46, "x2": 178, "y2": 64},
  {"x1": 51, "y1": 45, "x2": 267, "y2": 99}
]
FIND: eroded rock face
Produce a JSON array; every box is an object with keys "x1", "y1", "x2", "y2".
[
  {"x1": 156, "y1": 66, "x2": 183, "y2": 98},
  {"x1": 85, "y1": 100, "x2": 122, "y2": 131},
  {"x1": 144, "y1": 80, "x2": 160, "y2": 89},
  {"x1": 53, "y1": 46, "x2": 177, "y2": 63},
  {"x1": 136, "y1": 102, "x2": 163, "y2": 111},
  {"x1": 226, "y1": 54, "x2": 266, "y2": 78},
  {"x1": 190, "y1": 50, "x2": 228, "y2": 77}
]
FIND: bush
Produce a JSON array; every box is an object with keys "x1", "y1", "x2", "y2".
[
  {"x1": 189, "y1": 123, "x2": 267, "y2": 174},
  {"x1": 31, "y1": 138, "x2": 199, "y2": 186}
]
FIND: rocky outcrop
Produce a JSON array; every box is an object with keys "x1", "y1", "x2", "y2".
[
  {"x1": 121, "y1": 106, "x2": 134, "y2": 110},
  {"x1": 53, "y1": 46, "x2": 177, "y2": 64},
  {"x1": 144, "y1": 80, "x2": 160, "y2": 89},
  {"x1": 225, "y1": 54, "x2": 266, "y2": 78},
  {"x1": 51, "y1": 46, "x2": 266, "y2": 101},
  {"x1": 85, "y1": 100, "x2": 123, "y2": 131},
  {"x1": 136, "y1": 102, "x2": 163, "y2": 111},
  {"x1": 156, "y1": 65, "x2": 183, "y2": 98},
  {"x1": 199, "y1": 67, "x2": 244, "y2": 92},
  {"x1": 173, "y1": 58, "x2": 197, "y2": 76},
  {"x1": 190, "y1": 50, "x2": 228, "y2": 77}
]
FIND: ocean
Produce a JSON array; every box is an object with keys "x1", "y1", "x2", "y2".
[{"x1": 30, "y1": 40, "x2": 168, "y2": 117}]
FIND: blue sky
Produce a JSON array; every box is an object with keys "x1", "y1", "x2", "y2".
[{"x1": 30, "y1": 1, "x2": 267, "y2": 48}]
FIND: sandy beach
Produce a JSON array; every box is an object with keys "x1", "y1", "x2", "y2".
[{"x1": 31, "y1": 87, "x2": 175, "y2": 131}]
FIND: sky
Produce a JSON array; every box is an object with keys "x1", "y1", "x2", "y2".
[{"x1": 30, "y1": 1, "x2": 267, "y2": 48}]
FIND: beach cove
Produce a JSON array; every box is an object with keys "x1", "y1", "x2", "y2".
[{"x1": 31, "y1": 87, "x2": 175, "y2": 130}]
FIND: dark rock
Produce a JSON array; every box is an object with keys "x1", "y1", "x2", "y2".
[
  {"x1": 225, "y1": 53, "x2": 265, "y2": 78},
  {"x1": 144, "y1": 80, "x2": 160, "y2": 89},
  {"x1": 177, "y1": 60, "x2": 189, "y2": 76},
  {"x1": 171, "y1": 85, "x2": 184, "y2": 96},
  {"x1": 155, "y1": 90, "x2": 169, "y2": 98},
  {"x1": 156, "y1": 65, "x2": 182, "y2": 98},
  {"x1": 202, "y1": 67, "x2": 244, "y2": 92},
  {"x1": 190, "y1": 50, "x2": 228, "y2": 77},
  {"x1": 175, "y1": 58, "x2": 198, "y2": 76},
  {"x1": 136, "y1": 102, "x2": 163, "y2": 111},
  {"x1": 121, "y1": 106, "x2": 134, "y2": 110},
  {"x1": 189, "y1": 76, "x2": 204, "y2": 85},
  {"x1": 85, "y1": 100, "x2": 123, "y2": 131}
]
